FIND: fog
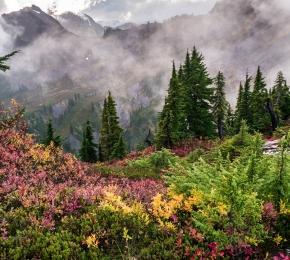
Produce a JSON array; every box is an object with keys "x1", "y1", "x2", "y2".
[{"x1": 0, "y1": 0, "x2": 290, "y2": 112}]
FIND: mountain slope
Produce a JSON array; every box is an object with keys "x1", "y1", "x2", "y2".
[
  {"x1": 57, "y1": 12, "x2": 104, "y2": 38},
  {"x1": 2, "y1": 5, "x2": 68, "y2": 47},
  {"x1": 1, "y1": 0, "x2": 290, "y2": 151}
]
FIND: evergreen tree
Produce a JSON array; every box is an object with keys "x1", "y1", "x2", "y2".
[
  {"x1": 99, "y1": 98, "x2": 109, "y2": 161},
  {"x1": 235, "y1": 74, "x2": 253, "y2": 130},
  {"x1": 235, "y1": 82, "x2": 244, "y2": 131},
  {"x1": 111, "y1": 134, "x2": 126, "y2": 160},
  {"x1": 79, "y1": 121, "x2": 98, "y2": 163},
  {"x1": 0, "y1": 51, "x2": 18, "y2": 72},
  {"x1": 251, "y1": 66, "x2": 271, "y2": 132},
  {"x1": 99, "y1": 92, "x2": 125, "y2": 161},
  {"x1": 156, "y1": 62, "x2": 185, "y2": 148},
  {"x1": 272, "y1": 71, "x2": 290, "y2": 122},
  {"x1": 212, "y1": 71, "x2": 228, "y2": 139},
  {"x1": 225, "y1": 104, "x2": 236, "y2": 136},
  {"x1": 156, "y1": 98, "x2": 174, "y2": 149},
  {"x1": 157, "y1": 47, "x2": 215, "y2": 148},
  {"x1": 43, "y1": 119, "x2": 61, "y2": 147},
  {"x1": 182, "y1": 47, "x2": 215, "y2": 138}
]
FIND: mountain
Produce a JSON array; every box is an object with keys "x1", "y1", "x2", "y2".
[
  {"x1": 57, "y1": 12, "x2": 104, "y2": 38},
  {"x1": 1, "y1": 5, "x2": 68, "y2": 47},
  {"x1": 1, "y1": 0, "x2": 290, "y2": 151}
]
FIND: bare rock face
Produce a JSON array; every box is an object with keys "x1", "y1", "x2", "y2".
[
  {"x1": 263, "y1": 140, "x2": 280, "y2": 155},
  {"x1": 1, "y1": 5, "x2": 68, "y2": 47},
  {"x1": 57, "y1": 12, "x2": 104, "y2": 38}
]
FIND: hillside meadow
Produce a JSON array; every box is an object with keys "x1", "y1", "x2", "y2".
[{"x1": 0, "y1": 102, "x2": 289, "y2": 259}]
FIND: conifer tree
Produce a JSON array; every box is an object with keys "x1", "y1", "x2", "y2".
[
  {"x1": 43, "y1": 119, "x2": 61, "y2": 147},
  {"x1": 0, "y1": 51, "x2": 18, "y2": 72},
  {"x1": 99, "y1": 92, "x2": 126, "y2": 161},
  {"x1": 241, "y1": 73, "x2": 253, "y2": 125},
  {"x1": 79, "y1": 121, "x2": 98, "y2": 163},
  {"x1": 99, "y1": 98, "x2": 109, "y2": 161},
  {"x1": 181, "y1": 47, "x2": 214, "y2": 138},
  {"x1": 156, "y1": 98, "x2": 174, "y2": 149},
  {"x1": 225, "y1": 104, "x2": 236, "y2": 136},
  {"x1": 235, "y1": 82, "x2": 244, "y2": 131},
  {"x1": 251, "y1": 66, "x2": 271, "y2": 132},
  {"x1": 235, "y1": 74, "x2": 253, "y2": 130},
  {"x1": 213, "y1": 71, "x2": 228, "y2": 139},
  {"x1": 272, "y1": 71, "x2": 290, "y2": 122},
  {"x1": 156, "y1": 62, "x2": 185, "y2": 148},
  {"x1": 111, "y1": 134, "x2": 126, "y2": 160}
]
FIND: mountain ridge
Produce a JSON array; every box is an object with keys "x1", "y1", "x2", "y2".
[{"x1": 1, "y1": 0, "x2": 290, "y2": 151}]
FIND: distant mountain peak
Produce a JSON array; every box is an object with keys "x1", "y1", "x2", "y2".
[{"x1": 57, "y1": 12, "x2": 104, "y2": 37}]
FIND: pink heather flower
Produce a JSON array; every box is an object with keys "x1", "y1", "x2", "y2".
[{"x1": 262, "y1": 202, "x2": 278, "y2": 220}]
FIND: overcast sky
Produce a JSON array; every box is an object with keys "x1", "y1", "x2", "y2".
[{"x1": 0, "y1": 0, "x2": 217, "y2": 25}]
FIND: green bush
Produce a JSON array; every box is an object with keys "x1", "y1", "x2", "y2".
[{"x1": 129, "y1": 149, "x2": 178, "y2": 171}]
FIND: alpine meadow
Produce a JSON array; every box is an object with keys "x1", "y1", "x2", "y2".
[{"x1": 0, "y1": 0, "x2": 289, "y2": 259}]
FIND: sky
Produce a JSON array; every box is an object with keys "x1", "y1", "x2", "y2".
[{"x1": 0, "y1": 0, "x2": 217, "y2": 25}]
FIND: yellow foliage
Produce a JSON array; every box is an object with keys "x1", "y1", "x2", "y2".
[
  {"x1": 183, "y1": 190, "x2": 203, "y2": 212},
  {"x1": 85, "y1": 234, "x2": 99, "y2": 248},
  {"x1": 245, "y1": 236, "x2": 259, "y2": 246},
  {"x1": 100, "y1": 190, "x2": 150, "y2": 225},
  {"x1": 123, "y1": 227, "x2": 132, "y2": 242},
  {"x1": 151, "y1": 193, "x2": 183, "y2": 220},
  {"x1": 159, "y1": 221, "x2": 176, "y2": 232},
  {"x1": 280, "y1": 201, "x2": 290, "y2": 215},
  {"x1": 217, "y1": 202, "x2": 229, "y2": 216},
  {"x1": 273, "y1": 235, "x2": 285, "y2": 246}
]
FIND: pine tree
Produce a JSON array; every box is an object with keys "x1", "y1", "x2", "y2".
[
  {"x1": 225, "y1": 104, "x2": 236, "y2": 136},
  {"x1": 79, "y1": 121, "x2": 98, "y2": 163},
  {"x1": 99, "y1": 98, "x2": 109, "y2": 161},
  {"x1": 99, "y1": 92, "x2": 125, "y2": 161},
  {"x1": 235, "y1": 73, "x2": 253, "y2": 130},
  {"x1": 212, "y1": 71, "x2": 228, "y2": 139},
  {"x1": 43, "y1": 119, "x2": 61, "y2": 147},
  {"x1": 235, "y1": 82, "x2": 244, "y2": 131},
  {"x1": 182, "y1": 47, "x2": 215, "y2": 138},
  {"x1": 0, "y1": 51, "x2": 18, "y2": 72},
  {"x1": 156, "y1": 97, "x2": 174, "y2": 149},
  {"x1": 251, "y1": 66, "x2": 271, "y2": 132},
  {"x1": 272, "y1": 71, "x2": 290, "y2": 122},
  {"x1": 156, "y1": 62, "x2": 184, "y2": 148},
  {"x1": 111, "y1": 134, "x2": 126, "y2": 160}
]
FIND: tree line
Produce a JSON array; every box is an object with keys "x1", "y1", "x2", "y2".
[
  {"x1": 156, "y1": 47, "x2": 290, "y2": 148},
  {"x1": 43, "y1": 91, "x2": 126, "y2": 163},
  {"x1": 3, "y1": 49, "x2": 290, "y2": 162}
]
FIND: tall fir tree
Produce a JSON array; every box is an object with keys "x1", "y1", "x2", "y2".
[
  {"x1": 235, "y1": 73, "x2": 253, "y2": 130},
  {"x1": 111, "y1": 134, "x2": 126, "y2": 160},
  {"x1": 0, "y1": 51, "x2": 18, "y2": 72},
  {"x1": 43, "y1": 119, "x2": 61, "y2": 147},
  {"x1": 156, "y1": 62, "x2": 185, "y2": 148},
  {"x1": 99, "y1": 98, "x2": 109, "y2": 161},
  {"x1": 99, "y1": 92, "x2": 126, "y2": 161},
  {"x1": 235, "y1": 82, "x2": 244, "y2": 131},
  {"x1": 212, "y1": 71, "x2": 228, "y2": 139},
  {"x1": 79, "y1": 121, "x2": 98, "y2": 163},
  {"x1": 225, "y1": 104, "x2": 236, "y2": 136},
  {"x1": 181, "y1": 47, "x2": 215, "y2": 138},
  {"x1": 271, "y1": 71, "x2": 290, "y2": 122},
  {"x1": 251, "y1": 66, "x2": 271, "y2": 132},
  {"x1": 156, "y1": 97, "x2": 174, "y2": 149}
]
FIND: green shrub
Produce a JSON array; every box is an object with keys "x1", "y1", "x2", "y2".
[{"x1": 129, "y1": 149, "x2": 178, "y2": 171}]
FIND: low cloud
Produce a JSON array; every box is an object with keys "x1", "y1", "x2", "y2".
[{"x1": 85, "y1": 0, "x2": 217, "y2": 25}]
